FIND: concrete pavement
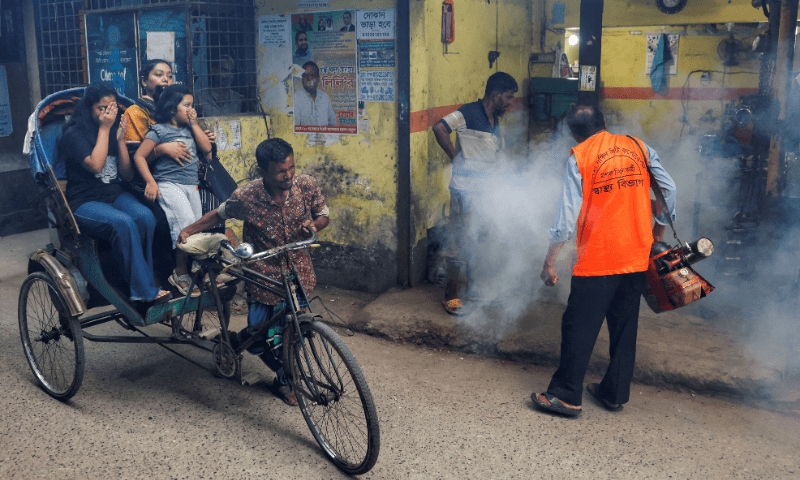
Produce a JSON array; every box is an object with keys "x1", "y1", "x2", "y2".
[{"x1": 3, "y1": 228, "x2": 797, "y2": 402}]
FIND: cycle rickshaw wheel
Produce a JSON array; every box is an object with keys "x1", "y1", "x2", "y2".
[
  {"x1": 286, "y1": 317, "x2": 380, "y2": 475},
  {"x1": 18, "y1": 272, "x2": 85, "y2": 400}
]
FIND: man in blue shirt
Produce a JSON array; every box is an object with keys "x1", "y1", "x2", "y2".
[{"x1": 432, "y1": 72, "x2": 517, "y2": 315}]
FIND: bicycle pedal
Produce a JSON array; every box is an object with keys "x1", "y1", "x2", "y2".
[{"x1": 200, "y1": 327, "x2": 220, "y2": 339}]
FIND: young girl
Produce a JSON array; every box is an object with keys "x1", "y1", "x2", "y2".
[{"x1": 133, "y1": 85, "x2": 213, "y2": 296}]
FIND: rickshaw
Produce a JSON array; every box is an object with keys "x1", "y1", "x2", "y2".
[{"x1": 18, "y1": 88, "x2": 380, "y2": 475}]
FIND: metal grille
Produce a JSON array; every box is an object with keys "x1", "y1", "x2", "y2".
[
  {"x1": 190, "y1": 2, "x2": 258, "y2": 116},
  {"x1": 34, "y1": 0, "x2": 86, "y2": 95},
  {"x1": 33, "y1": 0, "x2": 257, "y2": 115}
]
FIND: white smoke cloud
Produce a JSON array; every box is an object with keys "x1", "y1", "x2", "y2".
[{"x1": 445, "y1": 101, "x2": 800, "y2": 385}]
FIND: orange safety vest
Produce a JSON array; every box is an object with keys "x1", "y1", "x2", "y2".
[{"x1": 572, "y1": 131, "x2": 653, "y2": 276}]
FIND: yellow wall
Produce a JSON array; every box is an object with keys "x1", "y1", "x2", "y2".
[
  {"x1": 248, "y1": 0, "x2": 403, "y2": 291},
  {"x1": 534, "y1": 0, "x2": 768, "y2": 142},
  {"x1": 410, "y1": 0, "x2": 533, "y2": 246},
  {"x1": 601, "y1": 26, "x2": 762, "y2": 141},
  {"x1": 256, "y1": 0, "x2": 398, "y2": 247},
  {"x1": 547, "y1": 0, "x2": 766, "y2": 29}
]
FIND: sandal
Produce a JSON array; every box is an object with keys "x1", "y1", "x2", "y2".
[
  {"x1": 443, "y1": 298, "x2": 470, "y2": 316},
  {"x1": 168, "y1": 272, "x2": 201, "y2": 298},
  {"x1": 269, "y1": 379, "x2": 298, "y2": 407},
  {"x1": 531, "y1": 392, "x2": 582, "y2": 417},
  {"x1": 586, "y1": 383, "x2": 623, "y2": 412},
  {"x1": 137, "y1": 290, "x2": 173, "y2": 306}
]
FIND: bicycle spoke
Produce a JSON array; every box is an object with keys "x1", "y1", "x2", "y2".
[{"x1": 290, "y1": 319, "x2": 379, "y2": 474}]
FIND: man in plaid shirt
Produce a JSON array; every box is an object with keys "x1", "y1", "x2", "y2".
[{"x1": 179, "y1": 138, "x2": 329, "y2": 405}]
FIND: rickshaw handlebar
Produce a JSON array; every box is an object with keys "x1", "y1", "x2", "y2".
[{"x1": 219, "y1": 230, "x2": 317, "y2": 263}]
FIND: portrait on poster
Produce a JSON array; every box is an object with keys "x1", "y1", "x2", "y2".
[{"x1": 291, "y1": 11, "x2": 358, "y2": 135}]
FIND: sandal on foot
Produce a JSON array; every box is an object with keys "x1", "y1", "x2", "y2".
[
  {"x1": 586, "y1": 383, "x2": 623, "y2": 412},
  {"x1": 531, "y1": 392, "x2": 582, "y2": 417},
  {"x1": 443, "y1": 299, "x2": 470, "y2": 316},
  {"x1": 137, "y1": 290, "x2": 173, "y2": 306},
  {"x1": 269, "y1": 379, "x2": 298, "y2": 406},
  {"x1": 169, "y1": 272, "x2": 201, "y2": 297}
]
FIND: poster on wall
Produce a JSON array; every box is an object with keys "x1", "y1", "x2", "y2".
[
  {"x1": 85, "y1": 12, "x2": 138, "y2": 98},
  {"x1": 358, "y1": 40, "x2": 395, "y2": 68},
  {"x1": 356, "y1": 9, "x2": 395, "y2": 103},
  {"x1": 359, "y1": 70, "x2": 394, "y2": 102},
  {"x1": 290, "y1": 11, "x2": 358, "y2": 135},
  {"x1": 356, "y1": 9, "x2": 394, "y2": 40},
  {"x1": 259, "y1": 15, "x2": 291, "y2": 46},
  {"x1": 139, "y1": 9, "x2": 188, "y2": 86},
  {"x1": 579, "y1": 65, "x2": 597, "y2": 91},
  {"x1": 645, "y1": 33, "x2": 679, "y2": 76}
]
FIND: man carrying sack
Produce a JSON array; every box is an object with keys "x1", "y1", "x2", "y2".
[{"x1": 532, "y1": 105, "x2": 676, "y2": 416}]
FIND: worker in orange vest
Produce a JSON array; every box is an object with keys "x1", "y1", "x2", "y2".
[{"x1": 532, "y1": 105, "x2": 676, "y2": 416}]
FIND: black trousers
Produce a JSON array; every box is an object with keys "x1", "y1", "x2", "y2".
[{"x1": 546, "y1": 271, "x2": 646, "y2": 406}]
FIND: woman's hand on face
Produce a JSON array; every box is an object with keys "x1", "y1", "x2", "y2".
[
  {"x1": 187, "y1": 107, "x2": 197, "y2": 124},
  {"x1": 159, "y1": 141, "x2": 190, "y2": 166},
  {"x1": 116, "y1": 115, "x2": 128, "y2": 142},
  {"x1": 144, "y1": 182, "x2": 161, "y2": 202},
  {"x1": 100, "y1": 102, "x2": 118, "y2": 130}
]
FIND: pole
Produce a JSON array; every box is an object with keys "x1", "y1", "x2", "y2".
[
  {"x1": 765, "y1": 0, "x2": 799, "y2": 197},
  {"x1": 577, "y1": 0, "x2": 604, "y2": 107}
]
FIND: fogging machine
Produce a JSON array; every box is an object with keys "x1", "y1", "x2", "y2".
[{"x1": 628, "y1": 136, "x2": 715, "y2": 313}]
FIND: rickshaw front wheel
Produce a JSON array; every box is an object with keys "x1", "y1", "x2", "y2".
[{"x1": 18, "y1": 272, "x2": 85, "y2": 400}]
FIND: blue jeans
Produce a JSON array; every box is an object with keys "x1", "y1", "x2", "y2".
[
  {"x1": 73, "y1": 192, "x2": 160, "y2": 301},
  {"x1": 237, "y1": 301, "x2": 287, "y2": 385}
]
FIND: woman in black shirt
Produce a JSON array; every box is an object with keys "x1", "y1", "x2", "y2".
[{"x1": 59, "y1": 83, "x2": 170, "y2": 305}]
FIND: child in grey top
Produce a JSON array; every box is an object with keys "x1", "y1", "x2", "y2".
[{"x1": 133, "y1": 84, "x2": 213, "y2": 297}]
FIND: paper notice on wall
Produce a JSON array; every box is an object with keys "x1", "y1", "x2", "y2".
[
  {"x1": 356, "y1": 9, "x2": 395, "y2": 40},
  {"x1": 579, "y1": 65, "x2": 597, "y2": 91},
  {"x1": 146, "y1": 32, "x2": 175, "y2": 63},
  {"x1": 359, "y1": 70, "x2": 395, "y2": 102},
  {"x1": 0, "y1": 66, "x2": 11, "y2": 137},
  {"x1": 359, "y1": 40, "x2": 395, "y2": 68},
  {"x1": 230, "y1": 120, "x2": 241, "y2": 149},
  {"x1": 214, "y1": 124, "x2": 228, "y2": 151},
  {"x1": 259, "y1": 15, "x2": 290, "y2": 46},
  {"x1": 298, "y1": 0, "x2": 330, "y2": 8}
]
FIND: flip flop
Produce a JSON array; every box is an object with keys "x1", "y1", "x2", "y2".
[
  {"x1": 586, "y1": 383, "x2": 624, "y2": 412},
  {"x1": 269, "y1": 379, "x2": 298, "y2": 407},
  {"x1": 443, "y1": 299, "x2": 470, "y2": 316},
  {"x1": 531, "y1": 392, "x2": 582, "y2": 417},
  {"x1": 136, "y1": 290, "x2": 173, "y2": 307}
]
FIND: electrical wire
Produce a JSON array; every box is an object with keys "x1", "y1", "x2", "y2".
[{"x1": 679, "y1": 69, "x2": 760, "y2": 137}]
